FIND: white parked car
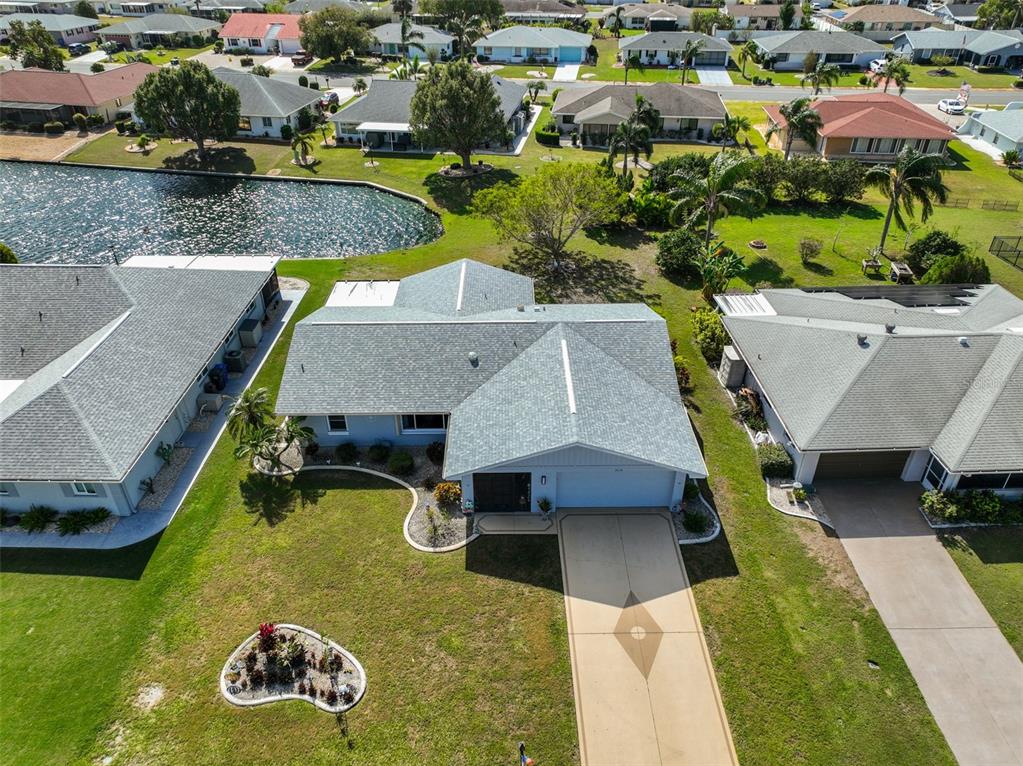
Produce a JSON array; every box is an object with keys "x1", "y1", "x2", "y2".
[
  {"x1": 938, "y1": 99, "x2": 966, "y2": 114},
  {"x1": 869, "y1": 58, "x2": 887, "y2": 73}
]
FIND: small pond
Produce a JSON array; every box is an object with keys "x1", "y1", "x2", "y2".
[{"x1": 0, "y1": 161, "x2": 442, "y2": 263}]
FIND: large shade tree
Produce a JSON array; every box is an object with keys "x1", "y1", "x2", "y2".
[
  {"x1": 446, "y1": 12, "x2": 484, "y2": 58},
  {"x1": 299, "y1": 6, "x2": 376, "y2": 64},
  {"x1": 7, "y1": 20, "x2": 64, "y2": 70},
  {"x1": 669, "y1": 151, "x2": 765, "y2": 248},
  {"x1": 865, "y1": 148, "x2": 950, "y2": 253},
  {"x1": 409, "y1": 59, "x2": 507, "y2": 168},
  {"x1": 473, "y1": 163, "x2": 620, "y2": 267},
  {"x1": 766, "y1": 97, "x2": 822, "y2": 160},
  {"x1": 133, "y1": 61, "x2": 240, "y2": 160},
  {"x1": 977, "y1": 0, "x2": 1023, "y2": 28}
]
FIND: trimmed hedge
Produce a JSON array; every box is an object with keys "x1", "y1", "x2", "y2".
[
  {"x1": 920, "y1": 489, "x2": 1023, "y2": 525},
  {"x1": 535, "y1": 128, "x2": 560, "y2": 147},
  {"x1": 758, "y1": 443, "x2": 793, "y2": 479}
]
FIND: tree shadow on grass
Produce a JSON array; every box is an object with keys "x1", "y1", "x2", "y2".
[
  {"x1": 162, "y1": 146, "x2": 256, "y2": 175},
  {"x1": 584, "y1": 224, "x2": 655, "y2": 250},
  {"x1": 804, "y1": 260, "x2": 834, "y2": 277},
  {"x1": 506, "y1": 247, "x2": 657, "y2": 304},
  {"x1": 763, "y1": 200, "x2": 882, "y2": 222},
  {"x1": 0, "y1": 531, "x2": 161, "y2": 580},
  {"x1": 238, "y1": 473, "x2": 325, "y2": 527},
  {"x1": 742, "y1": 256, "x2": 795, "y2": 288},
  {"x1": 683, "y1": 481, "x2": 740, "y2": 586},
  {"x1": 422, "y1": 167, "x2": 518, "y2": 214},
  {"x1": 940, "y1": 527, "x2": 1023, "y2": 564},
  {"x1": 464, "y1": 534, "x2": 565, "y2": 592}
]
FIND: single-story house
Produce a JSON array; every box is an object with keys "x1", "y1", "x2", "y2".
[
  {"x1": 96, "y1": 13, "x2": 220, "y2": 49},
  {"x1": 604, "y1": 3, "x2": 693, "y2": 31},
  {"x1": 0, "y1": 62, "x2": 157, "y2": 124},
  {"x1": 90, "y1": 0, "x2": 181, "y2": 16},
  {"x1": 212, "y1": 67, "x2": 320, "y2": 139},
  {"x1": 725, "y1": 4, "x2": 802, "y2": 31},
  {"x1": 619, "y1": 31, "x2": 730, "y2": 67},
  {"x1": 958, "y1": 102, "x2": 1023, "y2": 155},
  {"x1": 330, "y1": 76, "x2": 528, "y2": 151},
  {"x1": 752, "y1": 29, "x2": 884, "y2": 71},
  {"x1": 190, "y1": 0, "x2": 265, "y2": 20},
  {"x1": 892, "y1": 28, "x2": 1023, "y2": 69},
  {"x1": 0, "y1": 13, "x2": 99, "y2": 45},
  {"x1": 0, "y1": 0, "x2": 80, "y2": 13},
  {"x1": 715, "y1": 284, "x2": 1023, "y2": 495},
  {"x1": 930, "y1": 2, "x2": 984, "y2": 26},
  {"x1": 551, "y1": 81, "x2": 726, "y2": 140},
  {"x1": 0, "y1": 259, "x2": 281, "y2": 516},
  {"x1": 501, "y1": 0, "x2": 587, "y2": 25},
  {"x1": 275, "y1": 260, "x2": 708, "y2": 513},
  {"x1": 473, "y1": 25, "x2": 592, "y2": 64},
  {"x1": 763, "y1": 93, "x2": 953, "y2": 161},
  {"x1": 369, "y1": 22, "x2": 453, "y2": 59},
  {"x1": 820, "y1": 4, "x2": 941, "y2": 42},
  {"x1": 284, "y1": 0, "x2": 371, "y2": 12},
  {"x1": 220, "y1": 12, "x2": 302, "y2": 54}
]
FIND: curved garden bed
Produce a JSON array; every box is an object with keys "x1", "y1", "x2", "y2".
[{"x1": 220, "y1": 623, "x2": 366, "y2": 714}]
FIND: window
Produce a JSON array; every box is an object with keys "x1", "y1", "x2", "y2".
[
  {"x1": 514, "y1": 46, "x2": 522, "y2": 56},
  {"x1": 326, "y1": 415, "x2": 348, "y2": 433},
  {"x1": 249, "y1": 37, "x2": 261, "y2": 47},
  {"x1": 0, "y1": 483, "x2": 9, "y2": 496},
  {"x1": 561, "y1": 115, "x2": 574, "y2": 124},
  {"x1": 238, "y1": 116, "x2": 252, "y2": 131},
  {"x1": 72, "y1": 481, "x2": 97, "y2": 496},
  {"x1": 958, "y1": 473, "x2": 1012, "y2": 490},
  {"x1": 262, "y1": 116, "x2": 273, "y2": 127},
  {"x1": 400, "y1": 413, "x2": 448, "y2": 432},
  {"x1": 483, "y1": 46, "x2": 492, "y2": 56},
  {"x1": 923, "y1": 454, "x2": 948, "y2": 491}
]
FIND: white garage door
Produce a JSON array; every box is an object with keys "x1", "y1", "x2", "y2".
[{"x1": 555, "y1": 469, "x2": 676, "y2": 508}]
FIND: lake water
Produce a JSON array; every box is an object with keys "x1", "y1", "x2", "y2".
[{"x1": 0, "y1": 162, "x2": 443, "y2": 263}]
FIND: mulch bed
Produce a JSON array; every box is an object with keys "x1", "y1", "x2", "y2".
[{"x1": 137, "y1": 446, "x2": 194, "y2": 511}]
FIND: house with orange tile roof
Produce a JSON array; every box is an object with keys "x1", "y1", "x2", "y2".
[
  {"x1": 762, "y1": 94, "x2": 955, "y2": 162},
  {"x1": 821, "y1": 4, "x2": 942, "y2": 43},
  {"x1": 221, "y1": 13, "x2": 303, "y2": 55}
]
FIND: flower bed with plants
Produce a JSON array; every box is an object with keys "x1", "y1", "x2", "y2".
[
  {"x1": 1, "y1": 505, "x2": 115, "y2": 536},
  {"x1": 919, "y1": 489, "x2": 1023, "y2": 527},
  {"x1": 220, "y1": 623, "x2": 366, "y2": 713}
]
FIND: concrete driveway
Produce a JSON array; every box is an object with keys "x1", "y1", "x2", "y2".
[
  {"x1": 819, "y1": 480, "x2": 1023, "y2": 766},
  {"x1": 558, "y1": 510, "x2": 737, "y2": 766}
]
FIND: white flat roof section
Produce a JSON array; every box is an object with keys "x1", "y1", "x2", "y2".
[
  {"x1": 0, "y1": 380, "x2": 24, "y2": 407},
  {"x1": 714, "y1": 293, "x2": 777, "y2": 317},
  {"x1": 326, "y1": 280, "x2": 400, "y2": 307},
  {"x1": 356, "y1": 121, "x2": 411, "y2": 132},
  {"x1": 122, "y1": 255, "x2": 280, "y2": 272}
]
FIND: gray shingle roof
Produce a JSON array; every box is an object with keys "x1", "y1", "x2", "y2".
[
  {"x1": 619, "y1": 31, "x2": 730, "y2": 53},
  {"x1": 553, "y1": 82, "x2": 726, "y2": 121},
  {"x1": 212, "y1": 67, "x2": 321, "y2": 118},
  {"x1": 962, "y1": 106, "x2": 1023, "y2": 143},
  {"x1": 98, "y1": 13, "x2": 221, "y2": 36},
  {"x1": 283, "y1": 0, "x2": 369, "y2": 12},
  {"x1": 0, "y1": 264, "x2": 271, "y2": 481},
  {"x1": 892, "y1": 28, "x2": 1023, "y2": 55},
  {"x1": 0, "y1": 13, "x2": 100, "y2": 32},
  {"x1": 276, "y1": 260, "x2": 706, "y2": 478},
  {"x1": 753, "y1": 29, "x2": 883, "y2": 55},
  {"x1": 370, "y1": 22, "x2": 453, "y2": 46},
  {"x1": 720, "y1": 285, "x2": 1023, "y2": 471},
  {"x1": 474, "y1": 24, "x2": 591, "y2": 49}
]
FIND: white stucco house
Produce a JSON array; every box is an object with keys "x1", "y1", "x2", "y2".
[
  {"x1": 473, "y1": 25, "x2": 592, "y2": 63},
  {"x1": 0, "y1": 259, "x2": 280, "y2": 516},
  {"x1": 958, "y1": 102, "x2": 1023, "y2": 156},
  {"x1": 370, "y1": 22, "x2": 454, "y2": 59},
  {"x1": 715, "y1": 284, "x2": 1023, "y2": 495},
  {"x1": 619, "y1": 31, "x2": 731, "y2": 67},
  {"x1": 212, "y1": 67, "x2": 321, "y2": 139},
  {"x1": 275, "y1": 260, "x2": 708, "y2": 513}
]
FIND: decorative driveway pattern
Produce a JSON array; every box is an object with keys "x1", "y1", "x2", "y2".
[
  {"x1": 819, "y1": 480, "x2": 1023, "y2": 766},
  {"x1": 558, "y1": 509, "x2": 737, "y2": 766}
]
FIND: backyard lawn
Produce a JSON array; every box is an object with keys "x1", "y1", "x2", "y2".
[
  {"x1": 6, "y1": 97, "x2": 1022, "y2": 765},
  {"x1": 111, "y1": 45, "x2": 213, "y2": 66}
]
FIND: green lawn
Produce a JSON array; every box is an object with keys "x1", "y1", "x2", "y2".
[
  {"x1": 10, "y1": 103, "x2": 1023, "y2": 764},
  {"x1": 578, "y1": 37, "x2": 700, "y2": 84},
  {"x1": 111, "y1": 45, "x2": 213, "y2": 66},
  {"x1": 905, "y1": 63, "x2": 1020, "y2": 90},
  {"x1": 730, "y1": 50, "x2": 868, "y2": 88},
  {"x1": 941, "y1": 528, "x2": 1023, "y2": 659}
]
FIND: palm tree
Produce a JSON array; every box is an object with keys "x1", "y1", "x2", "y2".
[
  {"x1": 738, "y1": 40, "x2": 758, "y2": 80},
  {"x1": 226, "y1": 387, "x2": 272, "y2": 442},
  {"x1": 712, "y1": 113, "x2": 752, "y2": 153},
  {"x1": 765, "y1": 97, "x2": 822, "y2": 160},
  {"x1": 607, "y1": 6, "x2": 624, "y2": 38},
  {"x1": 608, "y1": 116, "x2": 653, "y2": 186},
  {"x1": 398, "y1": 15, "x2": 424, "y2": 59},
  {"x1": 389, "y1": 55, "x2": 425, "y2": 80},
  {"x1": 353, "y1": 76, "x2": 367, "y2": 95},
  {"x1": 668, "y1": 152, "x2": 765, "y2": 248},
  {"x1": 291, "y1": 132, "x2": 313, "y2": 164},
  {"x1": 234, "y1": 417, "x2": 314, "y2": 474},
  {"x1": 678, "y1": 38, "x2": 705, "y2": 85},
  {"x1": 632, "y1": 94, "x2": 660, "y2": 133},
  {"x1": 447, "y1": 12, "x2": 483, "y2": 59},
  {"x1": 872, "y1": 54, "x2": 912, "y2": 94},
  {"x1": 800, "y1": 57, "x2": 841, "y2": 95},
  {"x1": 865, "y1": 148, "x2": 950, "y2": 253},
  {"x1": 622, "y1": 52, "x2": 642, "y2": 85},
  {"x1": 391, "y1": 0, "x2": 412, "y2": 19},
  {"x1": 526, "y1": 79, "x2": 546, "y2": 103}
]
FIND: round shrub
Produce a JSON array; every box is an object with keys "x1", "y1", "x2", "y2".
[
  {"x1": 298, "y1": 74, "x2": 309, "y2": 87},
  {"x1": 656, "y1": 229, "x2": 702, "y2": 280},
  {"x1": 757, "y1": 443, "x2": 793, "y2": 479},
  {"x1": 90, "y1": 61, "x2": 105, "y2": 72},
  {"x1": 387, "y1": 449, "x2": 414, "y2": 476},
  {"x1": 334, "y1": 441, "x2": 358, "y2": 464},
  {"x1": 681, "y1": 509, "x2": 709, "y2": 534},
  {"x1": 72, "y1": 112, "x2": 88, "y2": 131},
  {"x1": 87, "y1": 112, "x2": 104, "y2": 126},
  {"x1": 280, "y1": 124, "x2": 293, "y2": 141},
  {"x1": 43, "y1": 121, "x2": 65, "y2": 134},
  {"x1": 426, "y1": 440, "x2": 445, "y2": 465},
  {"x1": 920, "y1": 253, "x2": 990, "y2": 285},
  {"x1": 434, "y1": 481, "x2": 462, "y2": 508},
  {"x1": 906, "y1": 229, "x2": 967, "y2": 274},
  {"x1": 691, "y1": 308, "x2": 730, "y2": 365},
  {"x1": 367, "y1": 442, "x2": 391, "y2": 463}
]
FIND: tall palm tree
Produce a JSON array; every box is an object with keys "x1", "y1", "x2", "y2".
[
  {"x1": 391, "y1": 0, "x2": 412, "y2": 20},
  {"x1": 527, "y1": 79, "x2": 546, "y2": 103},
  {"x1": 865, "y1": 148, "x2": 950, "y2": 253},
  {"x1": 738, "y1": 39, "x2": 758, "y2": 80},
  {"x1": 291, "y1": 132, "x2": 313, "y2": 164},
  {"x1": 608, "y1": 116, "x2": 652, "y2": 185},
  {"x1": 765, "y1": 97, "x2": 822, "y2": 160},
  {"x1": 622, "y1": 52, "x2": 642, "y2": 84},
  {"x1": 712, "y1": 113, "x2": 752, "y2": 152},
  {"x1": 398, "y1": 15, "x2": 424, "y2": 59},
  {"x1": 800, "y1": 57, "x2": 841, "y2": 95},
  {"x1": 632, "y1": 94, "x2": 660, "y2": 133},
  {"x1": 448, "y1": 12, "x2": 483, "y2": 59},
  {"x1": 226, "y1": 386, "x2": 272, "y2": 442},
  {"x1": 872, "y1": 54, "x2": 912, "y2": 94},
  {"x1": 607, "y1": 6, "x2": 624, "y2": 38},
  {"x1": 678, "y1": 38, "x2": 705, "y2": 85},
  {"x1": 669, "y1": 152, "x2": 765, "y2": 248},
  {"x1": 353, "y1": 76, "x2": 367, "y2": 95}
]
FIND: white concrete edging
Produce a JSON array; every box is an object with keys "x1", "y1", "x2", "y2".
[
  {"x1": 220, "y1": 623, "x2": 366, "y2": 713},
  {"x1": 677, "y1": 491, "x2": 723, "y2": 545},
  {"x1": 764, "y1": 478, "x2": 835, "y2": 530}
]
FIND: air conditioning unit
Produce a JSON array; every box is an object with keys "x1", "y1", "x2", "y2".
[
  {"x1": 238, "y1": 318, "x2": 262, "y2": 348},
  {"x1": 717, "y1": 345, "x2": 746, "y2": 388}
]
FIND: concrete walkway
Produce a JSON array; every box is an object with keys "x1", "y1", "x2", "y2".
[
  {"x1": 553, "y1": 63, "x2": 580, "y2": 82},
  {"x1": 558, "y1": 509, "x2": 737, "y2": 766},
  {"x1": 695, "y1": 67, "x2": 732, "y2": 86},
  {"x1": 819, "y1": 480, "x2": 1023, "y2": 766}
]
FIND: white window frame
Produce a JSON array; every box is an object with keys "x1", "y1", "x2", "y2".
[
  {"x1": 71, "y1": 481, "x2": 97, "y2": 496},
  {"x1": 326, "y1": 415, "x2": 349, "y2": 433},
  {"x1": 399, "y1": 413, "x2": 448, "y2": 433},
  {"x1": 922, "y1": 453, "x2": 948, "y2": 491}
]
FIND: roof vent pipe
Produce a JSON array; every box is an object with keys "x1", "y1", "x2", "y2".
[
  {"x1": 958, "y1": 336, "x2": 969, "y2": 347},
  {"x1": 468, "y1": 351, "x2": 479, "y2": 367},
  {"x1": 516, "y1": 305, "x2": 525, "y2": 312},
  {"x1": 885, "y1": 324, "x2": 895, "y2": 334},
  {"x1": 857, "y1": 334, "x2": 869, "y2": 347}
]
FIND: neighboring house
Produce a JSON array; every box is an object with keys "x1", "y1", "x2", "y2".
[
  {"x1": 619, "y1": 31, "x2": 731, "y2": 67},
  {"x1": 0, "y1": 62, "x2": 157, "y2": 124},
  {"x1": 551, "y1": 81, "x2": 726, "y2": 140},
  {"x1": 725, "y1": 4, "x2": 802, "y2": 31},
  {"x1": 275, "y1": 260, "x2": 708, "y2": 513},
  {"x1": 715, "y1": 284, "x2": 1023, "y2": 496},
  {"x1": 930, "y1": 2, "x2": 983, "y2": 27},
  {"x1": 892, "y1": 28, "x2": 1023, "y2": 68},
  {"x1": 0, "y1": 12, "x2": 99, "y2": 45},
  {"x1": 330, "y1": 76, "x2": 527, "y2": 151},
  {"x1": 751, "y1": 29, "x2": 884, "y2": 71},
  {"x1": 603, "y1": 3, "x2": 693, "y2": 31},
  {"x1": 96, "y1": 13, "x2": 220, "y2": 49},
  {"x1": 91, "y1": 0, "x2": 182, "y2": 16},
  {"x1": 212, "y1": 67, "x2": 320, "y2": 138},
  {"x1": 284, "y1": 0, "x2": 374, "y2": 12},
  {"x1": 220, "y1": 12, "x2": 303, "y2": 54},
  {"x1": 190, "y1": 0, "x2": 265, "y2": 20},
  {"x1": 500, "y1": 0, "x2": 587, "y2": 25},
  {"x1": 958, "y1": 102, "x2": 1023, "y2": 155},
  {"x1": 369, "y1": 22, "x2": 453, "y2": 59},
  {"x1": 0, "y1": 259, "x2": 280, "y2": 516},
  {"x1": 0, "y1": 0, "x2": 80, "y2": 14},
  {"x1": 820, "y1": 4, "x2": 942, "y2": 43},
  {"x1": 473, "y1": 25, "x2": 592, "y2": 63},
  {"x1": 763, "y1": 93, "x2": 953, "y2": 160}
]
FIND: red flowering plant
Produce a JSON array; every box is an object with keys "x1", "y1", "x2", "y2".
[{"x1": 258, "y1": 622, "x2": 278, "y2": 652}]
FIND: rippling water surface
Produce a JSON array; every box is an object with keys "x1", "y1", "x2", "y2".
[{"x1": 0, "y1": 162, "x2": 442, "y2": 263}]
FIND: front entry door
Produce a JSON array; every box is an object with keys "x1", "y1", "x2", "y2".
[{"x1": 473, "y1": 473, "x2": 531, "y2": 513}]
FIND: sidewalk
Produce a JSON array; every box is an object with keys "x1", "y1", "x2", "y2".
[{"x1": 0, "y1": 288, "x2": 306, "y2": 551}]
